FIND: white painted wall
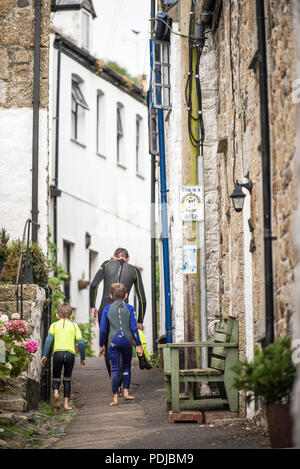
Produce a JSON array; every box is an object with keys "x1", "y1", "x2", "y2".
[
  {"x1": 0, "y1": 107, "x2": 49, "y2": 253},
  {"x1": 49, "y1": 33, "x2": 152, "y2": 352}
]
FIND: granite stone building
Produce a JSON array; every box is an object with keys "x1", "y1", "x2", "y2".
[{"x1": 155, "y1": 0, "x2": 300, "y2": 430}]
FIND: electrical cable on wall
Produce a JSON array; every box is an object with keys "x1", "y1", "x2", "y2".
[{"x1": 185, "y1": 1, "x2": 205, "y2": 155}]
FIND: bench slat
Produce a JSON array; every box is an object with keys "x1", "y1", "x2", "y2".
[
  {"x1": 165, "y1": 368, "x2": 222, "y2": 376},
  {"x1": 211, "y1": 357, "x2": 225, "y2": 371}
]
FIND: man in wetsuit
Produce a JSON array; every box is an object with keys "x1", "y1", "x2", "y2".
[{"x1": 89, "y1": 247, "x2": 146, "y2": 377}]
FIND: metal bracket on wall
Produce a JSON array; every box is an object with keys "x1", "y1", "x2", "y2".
[{"x1": 50, "y1": 185, "x2": 62, "y2": 197}]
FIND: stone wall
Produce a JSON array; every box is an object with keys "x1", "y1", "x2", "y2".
[
  {"x1": 0, "y1": 0, "x2": 51, "y2": 252},
  {"x1": 292, "y1": 0, "x2": 300, "y2": 449},
  {"x1": 162, "y1": 0, "x2": 298, "y2": 416},
  {"x1": 0, "y1": 284, "x2": 46, "y2": 410},
  {"x1": 0, "y1": 0, "x2": 50, "y2": 109},
  {"x1": 207, "y1": 0, "x2": 297, "y2": 418}
]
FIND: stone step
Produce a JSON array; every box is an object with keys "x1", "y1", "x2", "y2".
[
  {"x1": 0, "y1": 412, "x2": 15, "y2": 425},
  {"x1": 0, "y1": 397, "x2": 27, "y2": 412}
]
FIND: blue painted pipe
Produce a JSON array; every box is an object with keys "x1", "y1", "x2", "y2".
[{"x1": 157, "y1": 108, "x2": 172, "y2": 343}]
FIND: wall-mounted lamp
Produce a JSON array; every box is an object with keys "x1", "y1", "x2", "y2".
[
  {"x1": 85, "y1": 232, "x2": 91, "y2": 249},
  {"x1": 230, "y1": 179, "x2": 253, "y2": 212}
]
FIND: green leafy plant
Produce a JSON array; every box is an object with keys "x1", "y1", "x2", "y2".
[
  {"x1": 0, "y1": 239, "x2": 49, "y2": 286},
  {"x1": 0, "y1": 228, "x2": 10, "y2": 259},
  {"x1": 77, "y1": 315, "x2": 96, "y2": 358},
  {"x1": 47, "y1": 229, "x2": 69, "y2": 322},
  {"x1": 231, "y1": 336, "x2": 296, "y2": 405}
]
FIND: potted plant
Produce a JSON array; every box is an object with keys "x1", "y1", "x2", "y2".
[
  {"x1": 232, "y1": 336, "x2": 296, "y2": 448},
  {"x1": 78, "y1": 272, "x2": 89, "y2": 290}
]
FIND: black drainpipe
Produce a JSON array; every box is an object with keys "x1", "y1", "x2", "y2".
[
  {"x1": 51, "y1": 38, "x2": 62, "y2": 264},
  {"x1": 255, "y1": 0, "x2": 275, "y2": 346},
  {"x1": 31, "y1": 0, "x2": 42, "y2": 243}
]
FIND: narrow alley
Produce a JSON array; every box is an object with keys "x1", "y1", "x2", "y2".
[{"x1": 51, "y1": 358, "x2": 269, "y2": 450}]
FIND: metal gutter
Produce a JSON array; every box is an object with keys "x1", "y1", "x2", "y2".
[
  {"x1": 31, "y1": 0, "x2": 42, "y2": 243},
  {"x1": 255, "y1": 0, "x2": 275, "y2": 345}
]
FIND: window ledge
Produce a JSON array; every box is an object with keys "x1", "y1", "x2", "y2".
[
  {"x1": 71, "y1": 138, "x2": 86, "y2": 149},
  {"x1": 117, "y1": 162, "x2": 127, "y2": 170},
  {"x1": 136, "y1": 172, "x2": 145, "y2": 180},
  {"x1": 96, "y1": 152, "x2": 107, "y2": 159}
]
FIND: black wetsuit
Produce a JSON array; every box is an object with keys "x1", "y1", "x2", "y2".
[{"x1": 89, "y1": 258, "x2": 146, "y2": 377}]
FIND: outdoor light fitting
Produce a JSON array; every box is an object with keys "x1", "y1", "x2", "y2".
[
  {"x1": 230, "y1": 179, "x2": 253, "y2": 212},
  {"x1": 85, "y1": 232, "x2": 91, "y2": 249},
  {"x1": 230, "y1": 185, "x2": 246, "y2": 212}
]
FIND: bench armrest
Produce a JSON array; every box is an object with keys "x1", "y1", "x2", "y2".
[{"x1": 158, "y1": 342, "x2": 238, "y2": 348}]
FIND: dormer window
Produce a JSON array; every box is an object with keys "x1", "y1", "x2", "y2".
[{"x1": 82, "y1": 10, "x2": 90, "y2": 49}]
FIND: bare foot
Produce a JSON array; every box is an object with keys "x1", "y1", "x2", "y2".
[
  {"x1": 64, "y1": 405, "x2": 73, "y2": 411},
  {"x1": 64, "y1": 398, "x2": 72, "y2": 411},
  {"x1": 109, "y1": 394, "x2": 118, "y2": 406},
  {"x1": 53, "y1": 391, "x2": 60, "y2": 410},
  {"x1": 124, "y1": 394, "x2": 135, "y2": 401}
]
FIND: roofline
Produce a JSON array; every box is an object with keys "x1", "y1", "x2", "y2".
[
  {"x1": 53, "y1": 34, "x2": 146, "y2": 104},
  {"x1": 51, "y1": 2, "x2": 97, "y2": 18}
]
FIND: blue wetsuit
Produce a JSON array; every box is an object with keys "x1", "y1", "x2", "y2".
[{"x1": 100, "y1": 300, "x2": 141, "y2": 394}]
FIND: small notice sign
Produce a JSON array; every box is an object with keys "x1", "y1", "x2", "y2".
[
  {"x1": 183, "y1": 245, "x2": 197, "y2": 274},
  {"x1": 180, "y1": 185, "x2": 204, "y2": 221}
]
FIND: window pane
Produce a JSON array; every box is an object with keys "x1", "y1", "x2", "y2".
[
  {"x1": 72, "y1": 81, "x2": 89, "y2": 110},
  {"x1": 155, "y1": 42, "x2": 161, "y2": 62},
  {"x1": 136, "y1": 118, "x2": 140, "y2": 173},
  {"x1": 82, "y1": 11, "x2": 89, "y2": 48}
]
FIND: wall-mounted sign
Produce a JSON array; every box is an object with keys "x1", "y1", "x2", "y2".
[
  {"x1": 183, "y1": 245, "x2": 197, "y2": 274},
  {"x1": 180, "y1": 185, "x2": 204, "y2": 221}
]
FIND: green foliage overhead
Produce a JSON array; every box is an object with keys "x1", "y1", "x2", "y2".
[
  {"x1": 231, "y1": 336, "x2": 296, "y2": 405},
  {"x1": 106, "y1": 61, "x2": 139, "y2": 86}
]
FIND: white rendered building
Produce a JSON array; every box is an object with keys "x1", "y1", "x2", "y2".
[{"x1": 49, "y1": 1, "x2": 152, "y2": 352}]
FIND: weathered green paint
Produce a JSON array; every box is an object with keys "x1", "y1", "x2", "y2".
[{"x1": 161, "y1": 319, "x2": 239, "y2": 412}]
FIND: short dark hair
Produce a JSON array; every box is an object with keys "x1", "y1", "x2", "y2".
[
  {"x1": 57, "y1": 303, "x2": 73, "y2": 319},
  {"x1": 111, "y1": 283, "x2": 127, "y2": 300},
  {"x1": 114, "y1": 247, "x2": 129, "y2": 259}
]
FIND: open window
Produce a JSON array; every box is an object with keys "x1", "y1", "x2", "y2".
[{"x1": 71, "y1": 76, "x2": 89, "y2": 143}]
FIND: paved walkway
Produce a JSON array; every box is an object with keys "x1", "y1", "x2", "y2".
[{"x1": 51, "y1": 357, "x2": 270, "y2": 449}]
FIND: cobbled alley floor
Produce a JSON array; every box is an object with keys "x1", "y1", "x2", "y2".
[{"x1": 49, "y1": 357, "x2": 270, "y2": 450}]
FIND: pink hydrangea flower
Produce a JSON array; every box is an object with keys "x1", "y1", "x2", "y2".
[
  {"x1": 25, "y1": 341, "x2": 39, "y2": 354},
  {"x1": 5, "y1": 320, "x2": 28, "y2": 336}
]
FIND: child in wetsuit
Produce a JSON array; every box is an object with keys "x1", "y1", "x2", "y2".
[
  {"x1": 41, "y1": 303, "x2": 86, "y2": 411},
  {"x1": 99, "y1": 283, "x2": 143, "y2": 406}
]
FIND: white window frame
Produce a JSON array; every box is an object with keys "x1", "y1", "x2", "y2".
[
  {"x1": 136, "y1": 114, "x2": 143, "y2": 175},
  {"x1": 81, "y1": 10, "x2": 90, "y2": 49},
  {"x1": 96, "y1": 90, "x2": 105, "y2": 156},
  {"x1": 116, "y1": 103, "x2": 125, "y2": 166},
  {"x1": 71, "y1": 76, "x2": 89, "y2": 144},
  {"x1": 152, "y1": 40, "x2": 171, "y2": 110}
]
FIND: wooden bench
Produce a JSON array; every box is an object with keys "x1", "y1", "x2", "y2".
[{"x1": 159, "y1": 317, "x2": 239, "y2": 413}]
